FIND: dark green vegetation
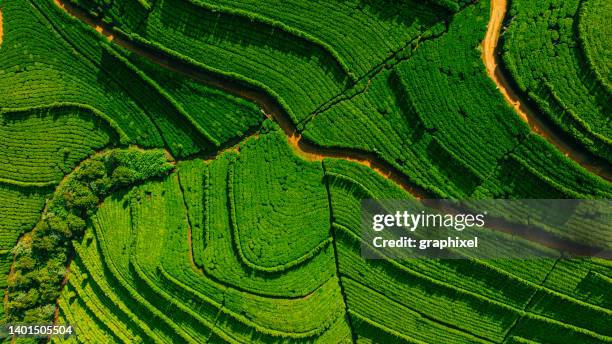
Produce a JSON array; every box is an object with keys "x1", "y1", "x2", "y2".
[
  {"x1": 303, "y1": 1, "x2": 611, "y2": 199},
  {"x1": 0, "y1": 0, "x2": 610, "y2": 342},
  {"x1": 44, "y1": 125, "x2": 612, "y2": 343},
  {"x1": 6, "y1": 148, "x2": 173, "y2": 324},
  {"x1": 502, "y1": 0, "x2": 612, "y2": 162}
]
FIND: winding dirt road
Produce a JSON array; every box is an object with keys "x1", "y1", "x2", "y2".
[
  {"x1": 483, "y1": 0, "x2": 611, "y2": 180},
  {"x1": 47, "y1": 0, "x2": 611, "y2": 257},
  {"x1": 49, "y1": 0, "x2": 430, "y2": 199}
]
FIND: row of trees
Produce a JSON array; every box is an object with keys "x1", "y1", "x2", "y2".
[{"x1": 6, "y1": 148, "x2": 173, "y2": 324}]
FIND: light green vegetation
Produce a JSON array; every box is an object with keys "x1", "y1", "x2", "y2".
[
  {"x1": 0, "y1": 0, "x2": 265, "y2": 157},
  {"x1": 231, "y1": 129, "x2": 331, "y2": 269},
  {"x1": 68, "y1": 0, "x2": 464, "y2": 123},
  {"x1": 325, "y1": 158, "x2": 611, "y2": 343},
  {"x1": 6, "y1": 148, "x2": 173, "y2": 324},
  {"x1": 578, "y1": 0, "x2": 612, "y2": 89},
  {"x1": 0, "y1": 0, "x2": 610, "y2": 342},
  {"x1": 0, "y1": 106, "x2": 116, "y2": 186},
  {"x1": 304, "y1": 1, "x2": 612, "y2": 199},
  {"x1": 48, "y1": 126, "x2": 612, "y2": 343},
  {"x1": 0, "y1": 103, "x2": 117, "y2": 321},
  {"x1": 54, "y1": 129, "x2": 350, "y2": 342},
  {"x1": 0, "y1": 185, "x2": 49, "y2": 309}
]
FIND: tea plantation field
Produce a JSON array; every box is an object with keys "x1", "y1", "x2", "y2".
[{"x1": 0, "y1": 0, "x2": 610, "y2": 342}]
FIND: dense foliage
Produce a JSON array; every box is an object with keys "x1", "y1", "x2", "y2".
[
  {"x1": 502, "y1": 0, "x2": 612, "y2": 162},
  {"x1": 0, "y1": 0, "x2": 610, "y2": 342},
  {"x1": 303, "y1": 1, "x2": 612, "y2": 199},
  {"x1": 6, "y1": 149, "x2": 173, "y2": 324},
  {"x1": 49, "y1": 133, "x2": 612, "y2": 342}
]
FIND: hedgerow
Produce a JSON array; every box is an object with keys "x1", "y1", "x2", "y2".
[
  {"x1": 98, "y1": 44, "x2": 216, "y2": 156},
  {"x1": 57, "y1": 142, "x2": 346, "y2": 342},
  {"x1": 6, "y1": 148, "x2": 173, "y2": 324},
  {"x1": 540, "y1": 259, "x2": 612, "y2": 310},
  {"x1": 158, "y1": 164, "x2": 345, "y2": 339},
  {"x1": 60, "y1": 263, "x2": 136, "y2": 343},
  {"x1": 0, "y1": 185, "x2": 49, "y2": 251}
]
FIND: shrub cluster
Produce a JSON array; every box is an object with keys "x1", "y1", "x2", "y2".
[{"x1": 6, "y1": 148, "x2": 173, "y2": 324}]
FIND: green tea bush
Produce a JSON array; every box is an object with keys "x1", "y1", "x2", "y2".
[
  {"x1": 6, "y1": 148, "x2": 173, "y2": 324},
  {"x1": 502, "y1": 0, "x2": 612, "y2": 162}
]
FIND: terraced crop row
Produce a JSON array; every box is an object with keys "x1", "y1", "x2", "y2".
[
  {"x1": 46, "y1": 125, "x2": 611, "y2": 343},
  {"x1": 578, "y1": 0, "x2": 611, "y2": 92},
  {"x1": 502, "y1": 0, "x2": 612, "y2": 162},
  {"x1": 6, "y1": 148, "x2": 173, "y2": 324},
  {"x1": 178, "y1": 0, "x2": 447, "y2": 77},
  {"x1": 0, "y1": 184, "x2": 49, "y2": 319},
  {"x1": 71, "y1": 0, "x2": 352, "y2": 124},
  {"x1": 324, "y1": 158, "x2": 612, "y2": 343},
  {"x1": 0, "y1": 106, "x2": 116, "y2": 185},
  {"x1": 230, "y1": 128, "x2": 331, "y2": 269},
  {"x1": 1, "y1": 0, "x2": 610, "y2": 342},
  {"x1": 67, "y1": 0, "x2": 465, "y2": 124},
  {"x1": 303, "y1": 1, "x2": 612, "y2": 199},
  {"x1": 54, "y1": 130, "x2": 349, "y2": 342},
  {"x1": 0, "y1": 0, "x2": 267, "y2": 158}
]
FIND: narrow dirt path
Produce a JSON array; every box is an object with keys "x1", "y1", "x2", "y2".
[
  {"x1": 483, "y1": 0, "x2": 526, "y2": 121},
  {"x1": 482, "y1": 0, "x2": 611, "y2": 180},
  {"x1": 50, "y1": 0, "x2": 611, "y2": 258},
  {"x1": 51, "y1": 0, "x2": 429, "y2": 199}
]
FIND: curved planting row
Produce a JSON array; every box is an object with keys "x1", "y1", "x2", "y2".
[
  {"x1": 502, "y1": 0, "x2": 612, "y2": 162},
  {"x1": 230, "y1": 129, "x2": 331, "y2": 270},
  {"x1": 124, "y1": 53, "x2": 265, "y2": 146},
  {"x1": 68, "y1": 0, "x2": 353, "y2": 124},
  {"x1": 324, "y1": 158, "x2": 612, "y2": 343},
  {"x1": 54, "y1": 132, "x2": 351, "y2": 342},
  {"x1": 0, "y1": 184, "x2": 49, "y2": 309},
  {"x1": 6, "y1": 148, "x2": 173, "y2": 324},
  {"x1": 1, "y1": 0, "x2": 267, "y2": 158},
  {"x1": 0, "y1": 105, "x2": 117, "y2": 185},
  {"x1": 185, "y1": 0, "x2": 448, "y2": 78},
  {"x1": 577, "y1": 0, "x2": 611, "y2": 93},
  {"x1": 304, "y1": 1, "x2": 612, "y2": 199},
  {"x1": 0, "y1": 0, "x2": 164, "y2": 149},
  {"x1": 1, "y1": 0, "x2": 610, "y2": 342},
  {"x1": 49, "y1": 128, "x2": 612, "y2": 343}
]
